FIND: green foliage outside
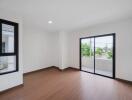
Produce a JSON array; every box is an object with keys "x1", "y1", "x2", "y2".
[
  {"x1": 107, "y1": 50, "x2": 112, "y2": 59},
  {"x1": 81, "y1": 43, "x2": 93, "y2": 57},
  {"x1": 81, "y1": 43, "x2": 112, "y2": 59},
  {"x1": 95, "y1": 48, "x2": 103, "y2": 55}
]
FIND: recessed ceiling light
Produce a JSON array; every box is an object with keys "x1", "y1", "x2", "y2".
[{"x1": 48, "y1": 21, "x2": 53, "y2": 24}]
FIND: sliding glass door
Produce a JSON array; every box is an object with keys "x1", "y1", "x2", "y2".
[
  {"x1": 95, "y1": 36, "x2": 113, "y2": 77},
  {"x1": 80, "y1": 34, "x2": 115, "y2": 78},
  {"x1": 81, "y1": 38, "x2": 94, "y2": 73}
]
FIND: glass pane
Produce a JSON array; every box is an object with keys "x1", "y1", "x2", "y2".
[
  {"x1": 95, "y1": 36, "x2": 113, "y2": 77},
  {"x1": 81, "y1": 38, "x2": 94, "y2": 73},
  {"x1": 0, "y1": 56, "x2": 16, "y2": 73},
  {"x1": 2, "y1": 24, "x2": 14, "y2": 53}
]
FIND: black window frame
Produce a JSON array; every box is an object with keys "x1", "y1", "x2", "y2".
[
  {"x1": 80, "y1": 33, "x2": 116, "y2": 79},
  {"x1": 0, "y1": 19, "x2": 19, "y2": 75}
]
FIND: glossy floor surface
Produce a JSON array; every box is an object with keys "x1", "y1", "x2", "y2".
[{"x1": 0, "y1": 67, "x2": 132, "y2": 100}]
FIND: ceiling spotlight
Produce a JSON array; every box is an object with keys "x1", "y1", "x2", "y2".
[{"x1": 48, "y1": 21, "x2": 53, "y2": 24}]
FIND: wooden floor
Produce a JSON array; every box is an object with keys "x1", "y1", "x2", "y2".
[{"x1": 0, "y1": 67, "x2": 132, "y2": 100}]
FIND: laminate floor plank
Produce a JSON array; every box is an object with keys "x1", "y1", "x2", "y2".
[{"x1": 0, "y1": 67, "x2": 132, "y2": 100}]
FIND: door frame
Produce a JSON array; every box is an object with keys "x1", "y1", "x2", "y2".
[{"x1": 79, "y1": 33, "x2": 116, "y2": 79}]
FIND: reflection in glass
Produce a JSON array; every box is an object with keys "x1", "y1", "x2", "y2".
[
  {"x1": 2, "y1": 24, "x2": 14, "y2": 53},
  {"x1": 0, "y1": 56, "x2": 16, "y2": 73}
]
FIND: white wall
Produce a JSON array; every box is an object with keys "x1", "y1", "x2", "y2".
[
  {"x1": 68, "y1": 18, "x2": 132, "y2": 81},
  {"x1": 59, "y1": 32, "x2": 70, "y2": 69},
  {"x1": 23, "y1": 27, "x2": 60, "y2": 73},
  {"x1": 0, "y1": 9, "x2": 23, "y2": 92}
]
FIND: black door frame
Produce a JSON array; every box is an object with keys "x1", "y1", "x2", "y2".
[{"x1": 80, "y1": 33, "x2": 116, "y2": 79}]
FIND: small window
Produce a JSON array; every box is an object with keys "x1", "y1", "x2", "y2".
[{"x1": 0, "y1": 19, "x2": 18, "y2": 75}]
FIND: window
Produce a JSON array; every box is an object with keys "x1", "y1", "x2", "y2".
[{"x1": 0, "y1": 19, "x2": 18, "y2": 75}]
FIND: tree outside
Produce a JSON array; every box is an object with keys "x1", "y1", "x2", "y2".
[
  {"x1": 81, "y1": 43, "x2": 112, "y2": 59},
  {"x1": 81, "y1": 43, "x2": 93, "y2": 57}
]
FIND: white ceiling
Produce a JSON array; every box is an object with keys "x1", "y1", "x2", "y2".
[{"x1": 0, "y1": 0, "x2": 132, "y2": 32}]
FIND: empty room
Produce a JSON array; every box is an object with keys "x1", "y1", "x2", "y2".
[{"x1": 0, "y1": 0, "x2": 132, "y2": 100}]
